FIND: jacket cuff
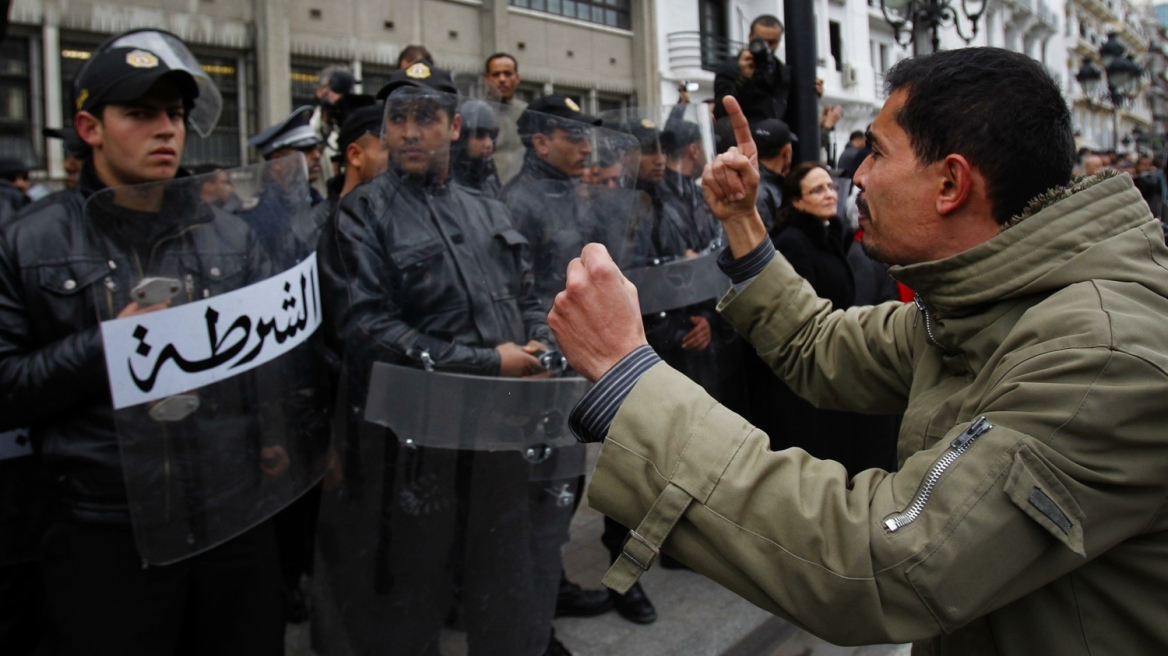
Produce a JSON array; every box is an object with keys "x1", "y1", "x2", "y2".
[
  {"x1": 717, "y1": 237, "x2": 776, "y2": 290},
  {"x1": 568, "y1": 345, "x2": 661, "y2": 443}
]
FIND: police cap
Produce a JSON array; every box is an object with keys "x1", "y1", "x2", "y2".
[
  {"x1": 336, "y1": 103, "x2": 385, "y2": 156},
  {"x1": 517, "y1": 94, "x2": 601, "y2": 142},
  {"x1": 249, "y1": 106, "x2": 319, "y2": 158},
  {"x1": 43, "y1": 127, "x2": 90, "y2": 158},
  {"x1": 73, "y1": 46, "x2": 199, "y2": 115},
  {"x1": 376, "y1": 62, "x2": 458, "y2": 100}
]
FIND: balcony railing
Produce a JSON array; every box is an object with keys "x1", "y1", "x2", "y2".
[{"x1": 667, "y1": 31, "x2": 745, "y2": 73}]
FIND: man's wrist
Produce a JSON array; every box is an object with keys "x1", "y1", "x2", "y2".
[
  {"x1": 720, "y1": 209, "x2": 770, "y2": 259},
  {"x1": 569, "y1": 346, "x2": 661, "y2": 443}
]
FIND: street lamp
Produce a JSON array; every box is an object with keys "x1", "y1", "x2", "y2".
[
  {"x1": 1076, "y1": 33, "x2": 1145, "y2": 150},
  {"x1": 880, "y1": 0, "x2": 987, "y2": 54}
]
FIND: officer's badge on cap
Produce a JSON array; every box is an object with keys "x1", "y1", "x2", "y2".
[
  {"x1": 75, "y1": 89, "x2": 89, "y2": 111},
  {"x1": 125, "y1": 49, "x2": 159, "y2": 69},
  {"x1": 564, "y1": 97, "x2": 581, "y2": 112},
  {"x1": 405, "y1": 62, "x2": 432, "y2": 80},
  {"x1": 640, "y1": 118, "x2": 657, "y2": 129}
]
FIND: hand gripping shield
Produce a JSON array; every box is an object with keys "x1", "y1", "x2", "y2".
[
  {"x1": 90, "y1": 157, "x2": 331, "y2": 565},
  {"x1": 309, "y1": 87, "x2": 612, "y2": 655}
]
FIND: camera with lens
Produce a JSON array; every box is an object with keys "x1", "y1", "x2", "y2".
[{"x1": 748, "y1": 37, "x2": 778, "y2": 88}]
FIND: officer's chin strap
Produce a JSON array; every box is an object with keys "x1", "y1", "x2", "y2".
[{"x1": 602, "y1": 483, "x2": 693, "y2": 594}]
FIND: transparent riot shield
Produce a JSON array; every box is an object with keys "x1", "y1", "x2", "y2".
[
  {"x1": 92, "y1": 156, "x2": 331, "y2": 565},
  {"x1": 310, "y1": 84, "x2": 615, "y2": 655},
  {"x1": 601, "y1": 105, "x2": 744, "y2": 410}
]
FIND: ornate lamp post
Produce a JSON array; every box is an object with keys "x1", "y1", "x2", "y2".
[
  {"x1": 1076, "y1": 33, "x2": 1145, "y2": 150},
  {"x1": 879, "y1": 0, "x2": 988, "y2": 54}
]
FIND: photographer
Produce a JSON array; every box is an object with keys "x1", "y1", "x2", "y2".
[{"x1": 714, "y1": 15, "x2": 790, "y2": 123}]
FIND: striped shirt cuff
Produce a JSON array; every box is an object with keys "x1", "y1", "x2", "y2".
[
  {"x1": 717, "y1": 237, "x2": 776, "y2": 292},
  {"x1": 569, "y1": 346, "x2": 662, "y2": 443}
]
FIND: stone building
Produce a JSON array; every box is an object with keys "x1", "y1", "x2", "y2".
[{"x1": 1, "y1": 0, "x2": 659, "y2": 181}]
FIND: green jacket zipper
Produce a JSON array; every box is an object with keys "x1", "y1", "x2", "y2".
[{"x1": 883, "y1": 416, "x2": 994, "y2": 533}]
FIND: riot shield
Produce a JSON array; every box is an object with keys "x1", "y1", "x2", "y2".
[
  {"x1": 92, "y1": 156, "x2": 331, "y2": 565},
  {"x1": 310, "y1": 84, "x2": 605, "y2": 655},
  {"x1": 490, "y1": 97, "x2": 640, "y2": 312},
  {"x1": 601, "y1": 105, "x2": 743, "y2": 409}
]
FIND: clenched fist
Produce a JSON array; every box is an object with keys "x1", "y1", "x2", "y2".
[{"x1": 548, "y1": 243, "x2": 647, "y2": 383}]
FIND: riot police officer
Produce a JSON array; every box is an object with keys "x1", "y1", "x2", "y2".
[
  {"x1": 451, "y1": 98, "x2": 502, "y2": 196},
  {"x1": 316, "y1": 62, "x2": 574, "y2": 656},
  {"x1": 0, "y1": 32, "x2": 288, "y2": 655},
  {"x1": 501, "y1": 95, "x2": 613, "y2": 311}
]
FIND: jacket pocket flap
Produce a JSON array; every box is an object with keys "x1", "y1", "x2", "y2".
[
  {"x1": 390, "y1": 240, "x2": 444, "y2": 269},
  {"x1": 37, "y1": 260, "x2": 109, "y2": 295},
  {"x1": 495, "y1": 229, "x2": 529, "y2": 247},
  {"x1": 1003, "y1": 446, "x2": 1086, "y2": 557}
]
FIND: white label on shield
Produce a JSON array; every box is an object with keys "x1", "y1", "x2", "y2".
[
  {"x1": 101, "y1": 253, "x2": 322, "y2": 410},
  {"x1": 0, "y1": 427, "x2": 32, "y2": 461}
]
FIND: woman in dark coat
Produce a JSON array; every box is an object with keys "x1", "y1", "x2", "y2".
[{"x1": 748, "y1": 162, "x2": 899, "y2": 477}]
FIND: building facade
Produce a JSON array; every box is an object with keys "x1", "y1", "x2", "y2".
[
  {"x1": 653, "y1": 0, "x2": 1161, "y2": 163},
  {"x1": 2, "y1": 0, "x2": 659, "y2": 180}
]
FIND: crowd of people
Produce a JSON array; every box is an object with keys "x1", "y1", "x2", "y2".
[{"x1": 3, "y1": 14, "x2": 1168, "y2": 656}]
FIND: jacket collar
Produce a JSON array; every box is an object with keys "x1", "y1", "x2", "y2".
[
  {"x1": 520, "y1": 150, "x2": 575, "y2": 183},
  {"x1": 890, "y1": 172, "x2": 1164, "y2": 364},
  {"x1": 892, "y1": 172, "x2": 1152, "y2": 311}
]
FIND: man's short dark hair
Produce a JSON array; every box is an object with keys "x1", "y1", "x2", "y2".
[
  {"x1": 750, "y1": 15, "x2": 784, "y2": 35},
  {"x1": 849, "y1": 130, "x2": 865, "y2": 142},
  {"x1": 485, "y1": 53, "x2": 518, "y2": 75},
  {"x1": 397, "y1": 45, "x2": 433, "y2": 69},
  {"x1": 884, "y1": 48, "x2": 1074, "y2": 226}
]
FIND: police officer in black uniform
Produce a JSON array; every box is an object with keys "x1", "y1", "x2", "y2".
[
  {"x1": 500, "y1": 95, "x2": 614, "y2": 312},
  {"x1": 751, "y1": 118, "x2": 796, "y2": 233},
  {"x1": 318, "y1": 62, "x2": 575, "y2": 656},
  {"x1": 0, "y1": 36, "x2": 285, "y2": 655},
  {"x1": 243, "y1": 106, "x2": 325, "y2": 265},
  {"x1": 451, "y1": 98, "x2": 502, "y2": 196}
]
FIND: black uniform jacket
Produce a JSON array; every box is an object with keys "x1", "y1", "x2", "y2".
[
  {"x1": 756, "y1": 165, "x2": 784, "y2": 233},
  {"x1": 0, "y1": 164, "x2": 270, "y2": 525},
  {"x1": 320, "y1": 166, "x2": 553, "y2": 382},
  {"x1": 501, "y1": 152, "x2": 616, "y2": 310}
]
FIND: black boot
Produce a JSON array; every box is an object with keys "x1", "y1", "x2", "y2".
[
  {"x1": 555, "y1": 571, "x2": 615, "y2": 617},
  {"x1": 611, "y1": 582, "x2": 657, "y2": 624}
]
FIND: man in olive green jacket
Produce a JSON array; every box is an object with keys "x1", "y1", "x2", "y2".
[{"x1": 548, "y1": 49, "x2": 1168, "y2": 654}]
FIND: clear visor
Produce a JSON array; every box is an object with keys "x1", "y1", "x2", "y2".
[{"x1": 103, "y1": 30, "x2": 224, "y2": 138}]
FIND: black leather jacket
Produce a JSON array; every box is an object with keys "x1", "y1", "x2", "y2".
[
  {"x1": 756, "y1": 165, "x2": 784, "y2": 233},
  {"x1": 501, "y1": 153, "x2": 619, "y2": 310},
  {"x1": 0, "y1": 164, "x2": 270, "y2": 525},
  {"x1": 713, "y1": 54, "x2": 792, "y2": 122},
  {"x1": 320, "y1": 166, "x2": 553, "y2": 383}
]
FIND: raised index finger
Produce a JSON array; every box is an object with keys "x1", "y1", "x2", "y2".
[{"x1": 721, "y1": 96, "x2": 756, "y2": 161}]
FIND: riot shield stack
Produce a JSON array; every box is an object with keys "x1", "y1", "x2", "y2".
[{"x1": 310, "y1": 82, "x2": 641, "y2": 655}]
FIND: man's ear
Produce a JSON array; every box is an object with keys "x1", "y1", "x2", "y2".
[
  {"x1": 346, "y1": 142, "x2": 363, "y2": 170},
  {"x1": 687, "y1": 142, "x2": 701, "y2": 160},
  {"x1": 936, "y1": 154, "x2": 974, "y2": 217},
  {"x1": 449, "y1": 114, "x2": 462, "y2": 143},
  {"x1": 75, "y1": 110, "x2": 103, "y2": 149},
  {"x1": 532, "y1": 132, "x2": 551, "y2": 157}
]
